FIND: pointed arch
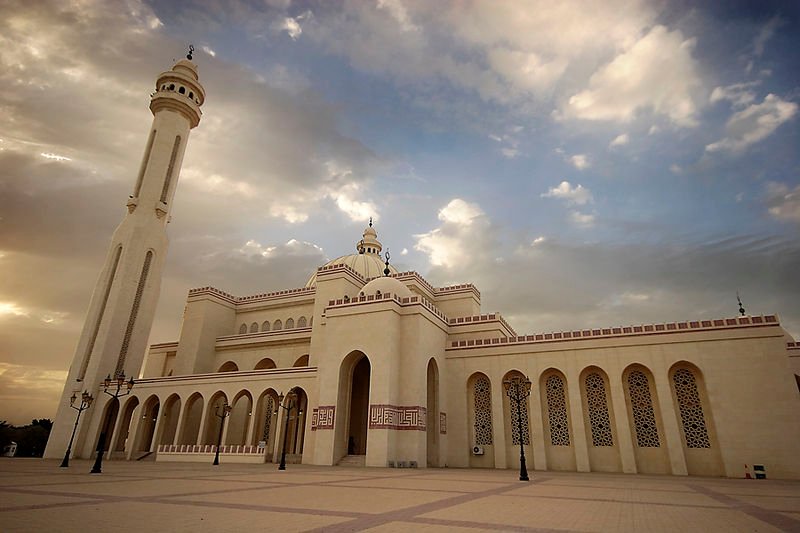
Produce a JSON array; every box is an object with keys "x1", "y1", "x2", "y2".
[
  {"x1": 203, "y1": 391, "x2": 229, "y2": 444},
  {"x1": 239, "y1": 324, "x2": 247, "y2": 334},
  {"x1": 261, "y1": 320, "x2": 270, "y2": 332},
  {"x1": 622, "y1": 364, "x2": 669, "y2": 474},
  {"x1": 113, "y1": 396, "x2": 139, "y2": 454},
  {"x1": 668, "y1": 362, "x2": 723, "y2": 476},
  {"x1": 218, "y1": 361, "x2": 238, "y2": 372},
  {"x1": 285, "y1": 318, "x2": 294, "y2": 329},
  {"x1": 293, "y1": 355, "x2": 309, "y2": 367},
  {"x1": 334, "y1": 351, "x2": 370, "y2": 462},
  {"x1": 158, "y1": 393, "x2": 181, "y2": 446},
  {"x1": 426, "y1": 358, "x2": 440, "y2": 467},
  {"x1": 273, "y1": 319, "x2": 282, "y2": 330},
  {"x1": 133, "y1": 395, "x2": 160, "y2": 452},
  {"x1": 539, "y1": 368, "x2": 576, "y2": 471},
  {"x1": 253, "y1": 388, "x2": 280, "y2": 459},
  {"x1": 249, "y1": 322, "x2": 258, "y2": 333},
  {"x1": 297, "y1": 316, "x2": 307, "y2": 328},
  {"x1": 579, "y1": 366, "x2": 621, "y2": 473},
  {"x1": 502, "y1": 369, "x2": 533, "y2": 471},
  {"x1": 178, "y1": 392, "x2": 204, "y2": 445},
  {"x1": 255, "y1": 358, "x2": 276, "y2": 370},
  {"x1": 226, "y1": 390, "x2": 253, "y2": 445}
]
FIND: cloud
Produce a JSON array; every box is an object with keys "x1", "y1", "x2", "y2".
[
  {"x1": 609, "y1": 133, "x2": 629, "y2": 147},
  {"x1": 709, "y1": 82, "x2": 759, "y2": 108},
  {"x1": 764, "y1": 182, "x2": 800, "y2": 223},
  {"x1": 280, "y1": 11, "x2": 312, "y2": 40},
  {"x1": 414, "y1": 199, "x2": 488, "y2": 269},
  {"x1": 705, "y1": 94, "x2": 797, "y2": 153},
  {"x1": 570, "y1": 211, "x2": 596, "y2": 227},
  {"x1": 541, "y1": 181, "x2": 593, "y2": 205},
  {"x1": 563, "y1": 26, "x2": 703, "y2": 126},
  {"x1": 570, "y1": 154, "x2": 590, "y2": 169},
  {"x1": 202, "y1": 45, "x2": 216, "y2": 57}
]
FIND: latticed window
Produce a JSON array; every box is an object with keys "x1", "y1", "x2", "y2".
[
  {"x1": 672, "y1": 368, "x2": 711, "y2": 448},
  {"x1": 297, "y1": 316, "x2": 307, "y2": 328},
  {"x1": 262, "y1": 321, "x2": 270, "y2": 332},
  {"x1": 273, "y1": 319, "x2": 282, "y2": 330},
  {"x1": 249, "y1": 322, "x2": 258, "y2": 333},
  {"x1": 473, "y1": 376, "x2": 493, "y2": 445},
  {"x1": 285, "y1": 318, "x2": 294, "y2": 329},
  {"x1": 262, "y1": 396, "x2": 274, "y2": 444},
  {"x1": 508, "y1": 379, "x2": 531, "y2": 446},
  {"x1": 627, "y1": 370, "x2": 660, "y2": 447},
  {"x1": 585, "y1": 373, "x2": 613, "y2": 446},
  {"x1": 545, "y1": 374, "x2": 570, "y2": 446}
]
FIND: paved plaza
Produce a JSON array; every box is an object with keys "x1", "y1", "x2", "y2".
[{"x1": 1, "y1": 459, "x2": 799, "y2": 532}]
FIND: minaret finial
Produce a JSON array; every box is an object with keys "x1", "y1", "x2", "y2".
[
  {"x1": 737, "y1": 291, "x2": 746, "y2": 316},
  {"x1": 384, "y1": 250, "x2": 391, "y2": 276},
  {"x1": 186, "y1": 44, "x2": 194, "y2": 60},
  {"x1": 369, "y1": 216, "x2": 373, "y2": 228}
]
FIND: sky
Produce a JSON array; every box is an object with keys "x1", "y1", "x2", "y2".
[{"x1": 0, "y1": 0, "x2": 798, "y2": 425}]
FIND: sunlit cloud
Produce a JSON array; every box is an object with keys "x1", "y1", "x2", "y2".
[
  {"x1": 541, "y1": 181, "x2": 593, "y2": 205},
  {"x1": 706, "y1": 94, "x2": 797, "y2": 153},
  {"x1": 40, "y1": 152, "x2": 71, "y2": 161}
]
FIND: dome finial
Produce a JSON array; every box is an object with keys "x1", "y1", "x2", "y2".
[
  {"x1": 737, "y1": 291, "x2": 746, "y2": 316},
  {"x1": 186, "y1": 44, "x2": 194, "y2": 60},
  {"x1": 384, "y1": 250, "x2": 391, "y2": 276},
  {"x1": 369, "y1": 216, "x2": 373, "y2": 228}
]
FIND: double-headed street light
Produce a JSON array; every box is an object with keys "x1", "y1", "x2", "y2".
[
  {"x1": 60, "y1": 391, "x2": 94, "y2": 468},
  {"x1": 503, "y1": 375, "x2": 532, "y2": 482},
  {"x1": 276, "y1": 391, "x2": 302, "y2": 471},
  {"x1": 213, "y1": 402, "x2": 232, "y2": 466},
  {"x1": 91, "y1": 372, "x2": 135, "y2": 474}
]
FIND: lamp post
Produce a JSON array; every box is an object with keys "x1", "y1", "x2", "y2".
[
  {"x1": 212, "y1": 402, "x2": 232, "y2": 466},
  {"x1": 503, "y1": 375, "x2": 532, "y2": 481},
  {"x1": 277, "y1": 391, "x2": 301, "y2": 470},
  {"x1": 60, "y1": 391, "x2": 94, "y2": 468},
  {"x1": 91, "y1": 372, "x2": 135, "y2": 474}
]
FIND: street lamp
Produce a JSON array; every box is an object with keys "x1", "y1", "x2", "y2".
[
  {"x1": 503, "y1": 375, "x2": 532, "y2": 481},
  {"x1": 277, "y1": 391, "x2": 302, "y2": 470},
  {"x1": 91, "y1": 371, "x2": 135, "y2": 474},
  {"x1": 212, "y1": 402, "x2": 232, "y2": 466},
  {"x1": 60, "y1": 391, "x2": 94, "y2": 468}
]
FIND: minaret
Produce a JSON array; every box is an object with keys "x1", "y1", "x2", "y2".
[{"x1": 44, "y1": 52, "x2": 205, "y2": 459}]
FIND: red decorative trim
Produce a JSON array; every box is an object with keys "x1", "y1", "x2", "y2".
[
  {"x1": 447, "y1": 315, "x2": 781, "y2": 350},
  {"x1": 369, "y1": 404, "x2": 426, "y2": 431},
  {"x1": 311, "y1": 405, "x2": 335, "y2": 431}
]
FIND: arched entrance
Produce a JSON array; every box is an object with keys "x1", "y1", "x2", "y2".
[
  {"x1": 158, "y1": 394, "x2": 181, "y2": 446},
  {"x1": 96, "y1": 397, "x2": 119, "y2": 458},
  {"x1": 204, "y1": 392, "x2": 228, "y2": 445},
  {"x1": 253, "y1": 389, "x2": 280, "y2": 460},
  {"x1": 427, "y1": 358, "x2": 440, "y2": 467},
  {"x1": 113, "y1": 396, "x2": 139, "y2": 454},
  {"x1": 278, "y1": 387, "x2": 308, "y2": 462},
  {"x1": 226, "y1": 390, "x2": 253, "y2": 445},
  {"x1": 335, "y1": 351, "x2": 371, "y2": 461},
  {"x1": 178, "y1": 392, "x2": 203, "y2": 445},
  {"x1": 134, "y1": 395, "x2": 160, "y2": 452}
]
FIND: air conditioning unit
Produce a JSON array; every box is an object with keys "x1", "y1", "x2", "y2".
[{"x1": 472, "y1": 445, "x2": 485, "y2": 455}]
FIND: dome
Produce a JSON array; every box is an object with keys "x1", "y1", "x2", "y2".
[
  {"x1": 305, "y1": 222, "x2": 398, "y2": 287},
  {"x1": 361, "y1": 276, "x2": 412, "y2": 299}
]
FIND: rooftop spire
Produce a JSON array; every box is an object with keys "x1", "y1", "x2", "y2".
[
  {"x1": 186, "y1": 44, "x2": 194, "y2": 60},
  {"x1": 384, "y1": 250, "x2": 391, "y2": 276},
  {"x1": 369, "y1": 216, "x2": 373, "y2": 227},
  {"x1": 737, "y1": 291, "x2": 746, "y2": 316},
  {"x1": 356, "y1": 219, "x2": 382, "y2": 254}
]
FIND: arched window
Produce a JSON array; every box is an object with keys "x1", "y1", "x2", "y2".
[
  {"x1": 584, "y1": 372, "x2": 613, "y2": 446},
  {"x1": 249, "y1": 322, "x2": 258, "y2": 333},
  {"x1": 168, "y1": 83, "x2": 175, "y2": 90},
  {"x1": 188, "y1": 91, "x2": 194, "y2": 99},
  {"x1": 285, "y1": 318, "x2": 294, "y2": 329},
  {"x1": 261, "y1": 320, "x2": 270, "y2": 332},
  {"x1": 273, "y1": 319, "x2": 282, "y2": 330},
  {"x1": 255, "y1": 358, "x2": 276, "y2": 370},
  {"x1": 293, "y1": 355, "x2": 309, "y2": 367},
  {"x1": 627, "y1": 370, "x2": 660, "y2": 447},
  {"x1": 672, "y1": 368, "x2": 711, "y2": 448},
  {"x1": 473, "y1": 375, "x2": 493, "y2": 445},
  {"x1": 297, "y1": 316, "x2": 307, "y2": 328},
  {"x1": 178, "y1": 86, "x2": 186, "y2": 94},
  {"x1": 238, "y1": 324, "x2": 247, "y2": 334},
  {"x1": 545, "y1": 374, "x2": 570, "y2": 446},
  {"x1": 218, "y1": 361, "x2": 238, "y2": 372}
]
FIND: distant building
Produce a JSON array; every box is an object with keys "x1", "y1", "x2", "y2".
[{"x1": 45, "y1": 57, "x2": 800, "y2": 478}]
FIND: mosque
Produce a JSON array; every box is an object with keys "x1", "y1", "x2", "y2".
[{"x1": 44, "y1": 55, "x2": 800, "y2": 478}]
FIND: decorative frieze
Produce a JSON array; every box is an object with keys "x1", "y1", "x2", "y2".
[
  {"x1": 311, "y1": 405, "x2": 335, "y2": 431},
  {"x1": 439, "y1": 412, "x2": 447, "y2": 434},
  {"x1": 369, "y1": 404, "x2": 427, "y2": 431}
]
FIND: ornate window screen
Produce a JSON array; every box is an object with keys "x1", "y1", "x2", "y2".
[
  {"x1": 672, "y1": 368, "x2": 711, "y2": 448},
  {"x1": 262, "y1": 396, "x2": 274, "y2": 444},
  {"x1": 473, "y1": 376, "x2": 493, "y2": 445},
  {"x1": 545, "y1": 374, "x2": 570, "y2": 446},
  {"x1": 509, "y1": 381, "x2": 531, "y2": 446},
  {"x1": 627, "y1": 370, "x2": 660, "y2": 447},
  {"x1": 585, "y1": 373, "x2": 614, "y2": 446}
]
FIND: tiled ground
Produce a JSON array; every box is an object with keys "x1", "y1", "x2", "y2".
[{"x1": 1, "y1": 459, "x2": 798, "y2": 532}]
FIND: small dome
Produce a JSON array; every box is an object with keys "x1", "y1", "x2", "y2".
[
  {"x1": 306, "y1": 221, "x2": 397, "y2": 287},
  {"x1": 173, "y1": 59, "x2": 199, "y2": 80},
  {"x1": 361, "y1": 276, "x2": 412, "y2": 299}
]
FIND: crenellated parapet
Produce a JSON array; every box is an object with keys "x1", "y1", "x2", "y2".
[
  {"x1": 448, "y1": 314, "x2": 781, "y2": 350},
  {"x1": 327, "y1": 291, "x2": 450, "y2": 325},
  {"x1": 448, "y1": 313, "x2": 517, "y2": 336}
]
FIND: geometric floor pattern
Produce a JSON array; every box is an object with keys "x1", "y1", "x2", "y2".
[{"x1": 1, "y1": 459, "x2": 799, "y2": 532}]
